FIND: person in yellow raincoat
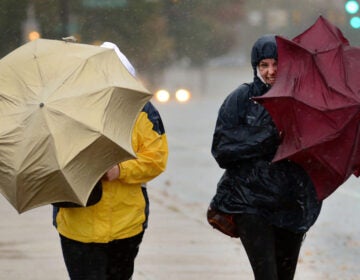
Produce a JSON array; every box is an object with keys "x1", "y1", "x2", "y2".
[{"x1": 53, "y1": 42, "x2": 168, "y2": 280}]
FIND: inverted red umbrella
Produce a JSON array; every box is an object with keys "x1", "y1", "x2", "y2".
[{"x1": 254, "y1": 16, "x2": 360, "y2": 200}]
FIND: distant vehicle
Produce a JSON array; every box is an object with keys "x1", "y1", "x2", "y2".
[{"x1": 154, "y1": 88, "x2": 191, "y2": 103}]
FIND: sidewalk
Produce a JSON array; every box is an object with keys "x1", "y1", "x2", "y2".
[
  {"x1": 0, "y1": 187, "x2": 321, "y2": 280},
  {"x1": 135, "y1": 188, "x2": 323, "y2": 280},
  {"x1": 134, "y1": 189, "x2": 252, "y2": 280}
]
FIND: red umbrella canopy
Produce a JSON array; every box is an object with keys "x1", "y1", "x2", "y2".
[{"x1": 254, "y1": 16, "x2": 360, "y2": 200}]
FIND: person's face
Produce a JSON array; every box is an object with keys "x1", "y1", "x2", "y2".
[{"x1": 258, "y1": 58, "x2": 277, "y2": 86}]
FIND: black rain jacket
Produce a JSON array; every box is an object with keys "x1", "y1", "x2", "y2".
[{"x1": 210, "y1": 36, "x2": 321, "y2": 233}]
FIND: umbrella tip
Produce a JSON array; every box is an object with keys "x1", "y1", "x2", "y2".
[{"x1": 62, "y1": 36, "x2": 77, "y2": 43}]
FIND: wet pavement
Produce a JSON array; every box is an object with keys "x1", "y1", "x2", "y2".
[
  {"x1": 0, "y1": 186, "x2": 322, "y2": 280},
  {"x1": 134, "y1": 188, "x2": 325, "y2": 280},
  {"x1": 1, "y1": 180, "x2": 360, "y2": 279}
]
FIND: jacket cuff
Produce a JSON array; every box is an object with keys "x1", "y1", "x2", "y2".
[{"x1": 118, "y1": 162, "x2": 127, "y2": 180}]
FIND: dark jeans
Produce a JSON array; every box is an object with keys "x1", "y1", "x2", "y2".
[
  {"x1": 234, "y1": 214, "x2": 304, "y2": 280},
  {"x1": 60, "y1": 232, "x2": 144, "y2": 280}
]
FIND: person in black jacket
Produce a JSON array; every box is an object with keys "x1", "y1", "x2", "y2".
[{"x1": 210, "y1": 34, "x2": 322, "y2": 280}]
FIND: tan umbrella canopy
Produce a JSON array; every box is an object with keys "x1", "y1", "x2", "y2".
[{"x1": 0, "y1": 38, "x2": 152, "y2": 213}]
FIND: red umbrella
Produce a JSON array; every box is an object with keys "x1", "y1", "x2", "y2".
[{"x1": 254, "y1": 16, "x2": 360, "y2": 200}]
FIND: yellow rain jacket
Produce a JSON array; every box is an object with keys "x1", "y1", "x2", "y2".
[{"x1": 54, "y1": 102, "x2": 168, "y2": 243}]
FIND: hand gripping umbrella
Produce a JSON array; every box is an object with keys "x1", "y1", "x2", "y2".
[
  {"x1": 254, "y1": 16, "x2": 360, "y2": 200},
  {"x1": 0, "y1": 39, "x2": 152, "y2": 213}
]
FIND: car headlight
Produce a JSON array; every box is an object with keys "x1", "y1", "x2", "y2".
[
  {"x1": 154, "y1": 89, "x2": 170, "y2": 103},
  {"x1": 175, "y1": 88, "x2": 191, "y2": 103}
]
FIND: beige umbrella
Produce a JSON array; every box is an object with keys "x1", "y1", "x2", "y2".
[{"x1": 0, "y1": 38, "x2": 152, "y2": 213}]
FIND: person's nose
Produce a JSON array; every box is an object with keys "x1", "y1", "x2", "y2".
[{"x1": 268, "y1": 65, "x2": 277, "y2": 75}]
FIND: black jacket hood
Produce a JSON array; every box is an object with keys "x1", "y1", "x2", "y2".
[{"x1": 251, "y1": 34, "x2": 278, "y2": 75}]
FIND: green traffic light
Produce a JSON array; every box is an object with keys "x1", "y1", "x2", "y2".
[
  {"x1": 350, "y1": 16, "x2": 360, "y2": 28},
  {"x1": 345, "y1": 0, "x2": 360, "y2": 14}
]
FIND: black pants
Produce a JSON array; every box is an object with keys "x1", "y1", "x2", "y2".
[
  {"x1": 60, "y1": 232, "x2": 144, "y2": 280},
  {"x1": 234, "y1": 214, "x2": 304, "y2": 280}
]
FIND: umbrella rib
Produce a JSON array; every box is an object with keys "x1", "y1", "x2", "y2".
[
  {"x1": 271, "y1": 97, "x2": 358, "y2": 150},
  {"x1": 345, "y1": 115, "x2": 360, "y2": 176},
  {"x1": 312, "y1": 46, "x2": 358, "y2": 103},
  {"x1": 42, "y1": 106, "x2": 126, "y2": 169},
  {"x1": 0, "y1": 92, "x2": 20, "y2": 109},
  {"x1": 47, "y1": 50, "x2": 120, "y2": 98},
  {"x1": 46, "y1": 107, "x2": 101, "y2": 133},
  {"x1": 28, "y1": 50, "x2": 104, "y2": 101},
  {"x1": 290, "y1": 108, "x2": 360, "y2": 179},
  {"x1": 50, "y1": 61, "x2": 88, "y2": 96},
  {"x1": 282, "y1": 37, "x2": 357, "y2": 105},
  {"x1": 5, "y1": 63, "x2": 38, "y2": 99}
]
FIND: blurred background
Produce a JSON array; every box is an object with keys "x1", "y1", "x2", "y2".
[
  {"x1": 2, "y1": 0, "x2": 359, "y2": 98},
  {"x1": 1, "y1": 2, "x2": 360, "y2": 278}
]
